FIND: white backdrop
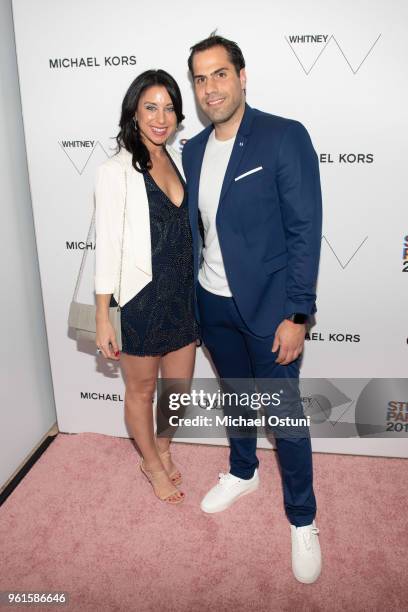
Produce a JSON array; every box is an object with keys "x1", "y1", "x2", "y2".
[{"x1": 12, "y1": 0, "x2": 408, "y2": 456}]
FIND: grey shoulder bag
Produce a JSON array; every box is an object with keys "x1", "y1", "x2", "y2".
[{"x1": 68, "y1": 166, "x2": 127, "y2": 351}]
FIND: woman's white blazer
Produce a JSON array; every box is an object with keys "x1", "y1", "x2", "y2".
[{"x1": 94, "y1": 145, "x2": 185, "y2": 307}]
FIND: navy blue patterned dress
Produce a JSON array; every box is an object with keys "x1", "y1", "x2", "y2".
[{"x1": 114, "y1": 158, "x2": 199, "y2": 356}]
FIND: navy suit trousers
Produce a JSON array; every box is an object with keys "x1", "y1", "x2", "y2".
[{"x1": 197, "y1": 282, "x2": 316, "y2": 527}]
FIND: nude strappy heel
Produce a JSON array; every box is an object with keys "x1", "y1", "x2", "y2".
[
  {"x1": 158, "y1": 448, "x2": 182, "y2": 486},
  {"x1": 140, "y1": 459, "x2": 184, "y2": 504}
]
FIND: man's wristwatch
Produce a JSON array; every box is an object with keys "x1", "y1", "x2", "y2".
[{"x1": 286, "y1": 313, "x2": 308, "y2": 324}]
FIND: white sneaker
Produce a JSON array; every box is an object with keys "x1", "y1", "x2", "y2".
[
  {"x1": 200, "y1": 469, "x2": 260, "y2": 513},
  {"x1": 290, "y1": 520, "x2": 322, "y2": 584}
]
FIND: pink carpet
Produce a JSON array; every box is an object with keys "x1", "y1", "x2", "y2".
[{"x1": 1, "y1": 433, "x2": 407, "y2": 611}]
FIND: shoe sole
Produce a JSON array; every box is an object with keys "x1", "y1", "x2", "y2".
[
  {"x1": 201, "y1": 479, "x2": 260, "y2": 513},
  {"x1": 293, "y1": 570, "x2": 321, "y2": 584}
]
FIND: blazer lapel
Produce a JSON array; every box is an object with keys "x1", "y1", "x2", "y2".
[
  {"x1": 117, "y1": 148, "x2": 152, "y2": 277},
  {"x1": 184, "y1": 125, "x2": 212, "y2": 281},
  {"x1": 219, "y1": 104, "x2": 255, "y2": 203},
  {"x1": 219, "y1": 134, "x2": 247, "y2": 203},
  {"x1": 187, "y1": 125, "x2": 212, "y2": 216}
]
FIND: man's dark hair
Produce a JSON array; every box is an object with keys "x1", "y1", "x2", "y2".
[{"x1": 188, "y1": 34, "x2": 245, "y2": 76}]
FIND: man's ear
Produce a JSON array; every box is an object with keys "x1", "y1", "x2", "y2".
[{"x1": 240, "y1": 68, "x2": 247, "y2": 91}]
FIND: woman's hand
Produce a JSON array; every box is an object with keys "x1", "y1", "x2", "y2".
[{"x1": 96, "y1": 315, "x2": 120, "y2": 360}]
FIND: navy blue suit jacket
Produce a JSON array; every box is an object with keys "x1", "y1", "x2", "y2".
[{"x1": 182, "y1": 103, "x2": 322, "y2": 337}]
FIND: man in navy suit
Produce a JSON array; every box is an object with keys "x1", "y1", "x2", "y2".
[{"x1": 182, "y1": 35, "x2": 322, "y2": 583}]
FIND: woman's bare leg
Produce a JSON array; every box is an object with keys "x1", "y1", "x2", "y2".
[
  {"x1": 120, "y1": 352, "x2": 183, "y2": 502},
  {"x1": 156, "y1": 341, "x2": 196, "y2": 467}
]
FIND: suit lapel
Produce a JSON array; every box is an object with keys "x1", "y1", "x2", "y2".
[
  {"x1": 219, "y1": 133, "x2": 247, "y2": 203},
  {"x1": 185, "y1": 105, "x2": 255, "y2": 276},
  {"x1": 184, "y1": 126, "x2": 212, "y2": 280},
  {"x1": 188, "y1": 126, "x2": 212, "y2": 216},
  {"x1": 219, "y1": 104, "x2": 255, "y2": 203}
]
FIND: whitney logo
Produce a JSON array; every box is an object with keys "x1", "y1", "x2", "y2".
[
  {"x1": 322, "y1": 235, "x2": 368, "y2": 269},
  {"x1": 59, "y1": 140, "x2": 110, "y2": 174},
  {"x1": 285, "y1": 34, "x2": 381, "y2": 74}
]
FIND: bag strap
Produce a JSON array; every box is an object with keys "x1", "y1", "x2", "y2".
[{"x1": 72, "y1": 162, "x2": 127, "y2": 305}]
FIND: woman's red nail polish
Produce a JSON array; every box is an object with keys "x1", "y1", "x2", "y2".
[{"x1": 115, "y1": 350, "x2": 120, "y2": 356}]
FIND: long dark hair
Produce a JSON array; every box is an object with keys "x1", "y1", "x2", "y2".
[{"x1": 115, "y1": 69, "x2": 185, "y2": 173}]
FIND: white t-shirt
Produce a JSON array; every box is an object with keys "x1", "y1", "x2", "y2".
[{"x1": 198, "y1": 131, "x2": 236, "y2": 296}]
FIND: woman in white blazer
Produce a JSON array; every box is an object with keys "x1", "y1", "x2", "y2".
[{"x1": 95, "y1": 70, "x2": 199, "y2": 505}]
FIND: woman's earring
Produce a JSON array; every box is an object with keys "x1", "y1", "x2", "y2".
[{"x1": 133, "y1": 118, "x2": 138, "y2": 130}]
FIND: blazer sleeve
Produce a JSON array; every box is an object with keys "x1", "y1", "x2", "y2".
[
  {"x1": 276, "y1": 121, "x2": 323, "y2": 317},
  {"x1": 94, "y1": 161, "x2": 125, "y2": 295}
]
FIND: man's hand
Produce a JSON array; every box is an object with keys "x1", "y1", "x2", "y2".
[{"x1": 272, "y1": 319, "x2": 306, "y2": 365}]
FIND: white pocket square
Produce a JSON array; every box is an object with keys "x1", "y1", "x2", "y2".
[{"x1": 234, "y1": 166, "x2": 263, "y2": 182}]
